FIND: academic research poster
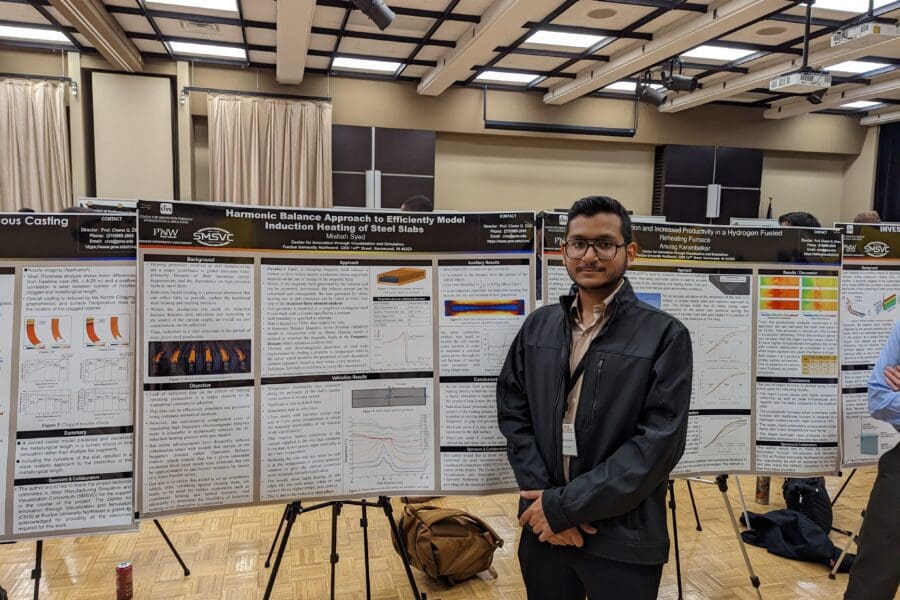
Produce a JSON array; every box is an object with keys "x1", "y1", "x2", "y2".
[
  {"x1": 137, "y1": 200, "x2": 534, "y2": 518},
  {"x1": 0, "y1": 212, "x2": 136, "y2": 541}
]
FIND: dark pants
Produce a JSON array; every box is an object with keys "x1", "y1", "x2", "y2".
[
  {"x1": 845, "y1": 441, "x2": 900, "y2": 600},
  {"x1": 518, "y1": 529, "x2": 663, "y2": 600}
]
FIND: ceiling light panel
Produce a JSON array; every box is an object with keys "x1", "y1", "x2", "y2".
[
  {"x1": 168, "y1": 40, "x2": 246, "y2": 59},
  {"x1": 526, "y1": 29, "x2": 607, "y2": 49},
  {"x1": 331, "y1": 56, "x2": 402, "y2": 72},
  {"x1": 0, "y1": 24, "x2": 70, "y2": 44},
  {"x1": 475, "y1": 70, "x2": 539, "y2": 84},
  {"x1": 148, "y1": 0, "x2": 237, "y2": 12},
  {"x1": 825, "y1": 60, "x2": 891, "y2": 74},
  {"x1": 682, "y1": 44, "x2": 756, "y2": 62}
]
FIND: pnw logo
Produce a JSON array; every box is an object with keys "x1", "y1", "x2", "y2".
[
  {"x1": 864, "y1": 241, "x2": 889, "y2": 258},
  {"x1": 193, "y1": 227, "x2": 234, "y2": 247}
]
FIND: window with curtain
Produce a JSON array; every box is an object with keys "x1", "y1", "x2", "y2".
[
  {"x1": 207, "y1": 94, "x2": 333, "y2": 208},
  {"x1": 0, "y1": 78, "x2": 72, "y2": 211}
]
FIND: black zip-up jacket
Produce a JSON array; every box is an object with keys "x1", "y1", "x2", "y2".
[{"x1": 497, "y1": 277, "x2": 692, "y2": 565}]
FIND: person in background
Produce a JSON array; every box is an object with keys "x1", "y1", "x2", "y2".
[
  {"x1": 17, "y1": 207, "x2": 35, "y2": 212},
  {"x1": 844, "y1": 323, "x2": 900, "y2": 599},
  {"x1": 400, "y1": 195, "x2": 434, "y2": 212},
  {"x1": 778, "y1": 212, "x2": 822, "y2": 227},
  {"x1": 853, "y1": 211, "x2": 881, "y2": 224},
  {"x1": 498, "y1": 196, "x2": 692, "y2": 600}
]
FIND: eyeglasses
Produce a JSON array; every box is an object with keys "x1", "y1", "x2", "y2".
[{"x1": 563, "y1": 238, "x2": 626, "y2": 260}]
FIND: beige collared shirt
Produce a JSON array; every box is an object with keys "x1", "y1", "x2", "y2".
[{"x1": 563, "y1": 279, "x2": 623, "y2": 481}]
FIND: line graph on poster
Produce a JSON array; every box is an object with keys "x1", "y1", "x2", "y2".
[
  {"x1": 21, "y1": 357, "x2": 70, "y2": 383},
  {"x1": 81, "y1": 356, "x2": 130, "y2": 384},
  {"x1": 78, "y1": 388, "x2": 129, "y2": 414},
  {"x1": 348, "y1": 413, "x2": 431, "y2": 488},
  {"x1": 19, "y1": 390, "x2": 72, "y2": 416},
  {"x1": 372, "y1": 328, "x2": 432, "y2": 370},
  {"x1": 701, "y1": 327, "x2": 749, "y2": 365}
]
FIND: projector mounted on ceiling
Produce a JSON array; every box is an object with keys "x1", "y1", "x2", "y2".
[
  {"x1": 768, "y1": 1, "x2": 832, "y2": 95},
  {"x1": 770, "y1": 69, "x2": 833, "y2": 93},
  {"x1": 831, "y1": 22, "x2": 899, "y2": 48}
]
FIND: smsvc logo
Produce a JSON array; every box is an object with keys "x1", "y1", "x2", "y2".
[
  {"x1": 864, "y1": 241, "x2": 889, "y2": 258},
  {"x1": 193, "y1": 227, "x2": 234, "y2": 247}
]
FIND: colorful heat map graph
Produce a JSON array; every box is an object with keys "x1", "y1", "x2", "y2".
[
  {"x1": 759, "y1": 275, "x2": 838, "y2": 312},
  {"x1": 444, "y1": 299, "x2": 525, "y2": 317}
]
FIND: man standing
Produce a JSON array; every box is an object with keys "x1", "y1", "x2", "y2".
[
  {"x1": 497, "y1": 196, "x2": 692, "y2": 599},
  {"x1": 844, "y1": 322, "x2": 900, "y2": 599}
]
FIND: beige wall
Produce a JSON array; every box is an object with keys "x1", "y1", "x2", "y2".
[
  {"x1": 0, "y1": 46, "x2": 883, "y2": 218},
  {"x1": 435, "y1": 133, "x2": 654, "y2": 214},
  {"x1": 761, "y1": 153, "x2": 848, "y2": 227},
  {"x1": 841, "y1": 127, "x2": 880, "y2": 222}
]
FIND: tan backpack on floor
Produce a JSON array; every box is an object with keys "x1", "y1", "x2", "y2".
[{"x1": 391, "y1": 505, "x2": 504, "y2": 586}]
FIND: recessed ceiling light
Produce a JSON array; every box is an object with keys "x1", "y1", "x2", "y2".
[
  {"x1": 813, "y1": 0, "x2": 892, "y2": 12},
  {"x1": 603, "y1": 81, "x2": 664, "y2": 93},
  {"x1": 587, "y1": 8, "x2": 617, "y2": 19},
  {"x1": 841, "y1": 100, "x2": 883, "y2": 110},
  {"x1": 475, "y1": 70, "x2": 539, "y2": 85},
  {"x1": 168, "y1": 40, "x2": 246, "y2": 60},
  {"x1": 148, "y1": 0, "x2": 237, "y2": 11},
  {"x1": 331, "y1": 56, "x2": 402, "y2": 73},
  {"x1": 756, "y1": 26, "x2": 787, "y2": 36},
  {"x1": 682, "y1": 44, "x2": 756, "y2": 62},
  {"x1": 526, "y1": 30, "x2": 607, "y2": 49},
  {"x1": 0, "y1": 24, "x2": 70, "y2": 44},
  {"x1": 826, "y1": 60, "x2": 890, "y2": 74}
]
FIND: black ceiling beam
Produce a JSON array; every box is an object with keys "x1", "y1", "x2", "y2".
[
  {"x1": 496, "y1": 46, "x2": 609, "y2": 61},
  {"x1": 310, "y1": 25, "x2": 454, "y2": 47},
  {"x1": 396, "y1": 0, "x2": 459, "y2": 79},
  {"x1": 134, "y1": 0, "x2": 174, "y2": 59},
  {"x1": 522, "y1": 21, "x2": 652, "y2": 40},
  {"x1": 315, "y1": 0, "x2": 479, "y2": 23},
  {"x1": 326, "y1": 5, "x2": 351, "y2": 72},
  {"x1": 598, "y1": 0, "x2": 706, "y2": 11},
  {"x1": 26, "y1": 0, "x2": 85, "y2": 51},
  {"x1": 233, "y1": 0, "x2": 249, "y2": 63},
  {"x1": 464, "y1": 0, "x2": 583, "y2": 86}
]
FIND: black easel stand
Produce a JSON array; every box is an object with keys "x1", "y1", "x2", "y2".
[
  {"x1": 31, "y1": 539, "x2": 42, "y2": 600},
  {"x1": 29, "y1": 518, "x2": 189, "y2": 600},
  {"x1": 153, "y1": 519, "x2": 191, "y2": 576},
  {"x1": 263, "y1": 496, "x2": 425, "y2": 600},
  {"x1": 831, "y1": 469, "x2": 857, "y2": 507},
  {"x1": 830, "y1": 469, "x2": 858, "y2": 536},
  {"x1": 667, "y1": 480, "x2": 684, "y2": 600},
  {"x1": 716, "y1": 475, "x2": 763, "y2": 600},
  {"x1": 686, "y1": 479, "x2": 702, "y2": 531}
]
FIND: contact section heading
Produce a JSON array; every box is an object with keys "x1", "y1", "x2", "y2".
[
  {"x1": 633, "y1": 222, "x2": 841, "y2": 265},
  {"x1": 138, "y1": 201, "x2": 534, "y2": 254},
  {"x1": 0, "y1": 213, "x2": 135, "y2": 259}
]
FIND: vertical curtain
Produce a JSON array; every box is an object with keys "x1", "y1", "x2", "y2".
[
  {"x1": 0, "y1": 79, "x2": 72, "y2": 211},
  {"x1": 207, "y1": 94, "x2": 332, "y2": 207},
  {"x1": 874, "y1": 123, "x2": 900, "y2": 222}
]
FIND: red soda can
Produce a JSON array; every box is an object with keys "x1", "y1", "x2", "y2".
[{"x1": 116, "y1": 561, "x2": 133, "y2": 600}]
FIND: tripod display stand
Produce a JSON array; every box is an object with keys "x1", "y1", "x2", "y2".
[
  {"x1": 668, "y1": 475, "x2": 762, "y2": 600},
  {"x1": 263, "y1": 496, "x2": 425, "y2": 600},
  {"x1": 27, "y1": 518, "x2": 190, "y2": 600}
]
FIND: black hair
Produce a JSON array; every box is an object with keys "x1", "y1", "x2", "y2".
[
  {"x1": 778, "y1": 211, "x2": 821, "y2": 228},
  {"x1": 566, "y1": 196, "x2": 632, "y2": 244},
  {"x1": 17, "y1": 207, "x2": 35, "y2": 213},
  {"x1": 400, "y1": 195, "x2": 434, "y2": 212}
]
